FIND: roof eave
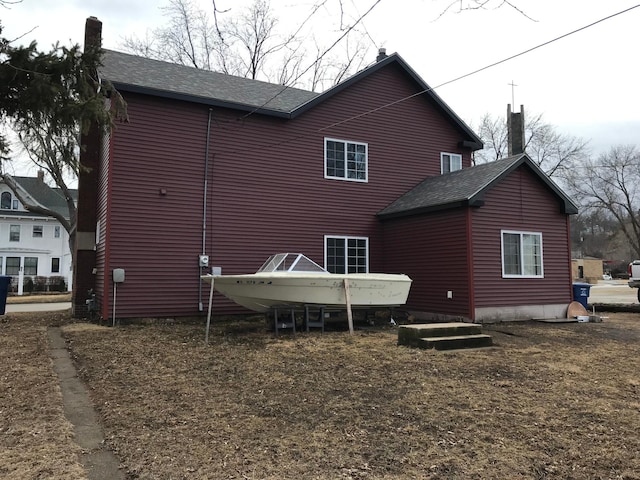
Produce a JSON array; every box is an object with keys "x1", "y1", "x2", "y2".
[
  {"x1": 377, "y1": 200, "x2": 473, "y2": 220},
  {"x1": 110, "y1": 82, "x2": 294, "y2": 119}
]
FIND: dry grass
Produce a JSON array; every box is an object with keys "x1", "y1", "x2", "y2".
[
  {"x1": 2, "y1": 311, "x2": 640, "y2": 479},
  {"x1": 6, "y1": 293, "x2": 72, "y2": 304}
]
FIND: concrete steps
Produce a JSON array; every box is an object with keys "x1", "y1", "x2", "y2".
[{"x1": 398, "y1": 323, "x2": 493, "y2": 351}]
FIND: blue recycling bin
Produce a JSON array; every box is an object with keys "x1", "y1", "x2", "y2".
[
  {"x1": 572, "y1": 282, "x2": 591, "y2": 309},
  {"x1": 0, "y1": 276, "x2": 11, "y2": 315}
]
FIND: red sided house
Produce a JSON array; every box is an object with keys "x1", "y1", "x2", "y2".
[{"x1": 73, "y1": 18, "x2": 578, "y2": 323}]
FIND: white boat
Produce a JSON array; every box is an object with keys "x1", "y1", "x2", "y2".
[{"x1": 201, "y1": 253, "x2": 412, "y2": 313}]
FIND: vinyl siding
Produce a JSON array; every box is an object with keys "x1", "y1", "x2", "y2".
[
  {"x1": 102, "y1": 63, "x2": 477, "y2": 317},
  {"x1": 471, "y1": 165, "x2": 572, "y2": 307},
  {"x1": 381, "y1": 209, "x2": 471, "y2": 317}
]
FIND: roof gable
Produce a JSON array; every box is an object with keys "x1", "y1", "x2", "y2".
[
  {"x1": 291, "y1": 53, "x2": 482, "y2": 147},
  {"x1": 9, "y1": 177, "x2": 76, "y2": 218},
  {"x1": 100, "y1": 50, "x2": 481, "y2": 146},
  {"x1": 377, "y1": 154, "x2": 579, "y2": 219}
]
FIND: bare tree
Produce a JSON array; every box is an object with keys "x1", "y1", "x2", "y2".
[
  {"x1": 122, "y1": 0, "x2": 221, "y2": 70},
  {"x1": 3, "y1": 117, "x2": 78, "y2": 254},
  {"x1": 474, "y1": 111, "x2": 589, "y2": 178},
  {"x1": 564, "y1": 145, "x2": 640, "y2": 259},
  {"x1": 121, "y1": 0, "x2": 372, "y2": 91},
  {"x1": 435, "y1": 0, "x2": 536, "y2": 20}
]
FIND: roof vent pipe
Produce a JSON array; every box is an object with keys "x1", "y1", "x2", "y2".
[{"x1": 376, "y1": 48, "x2": 387, "y2": 62}]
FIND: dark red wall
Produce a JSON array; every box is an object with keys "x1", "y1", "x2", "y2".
[
  {"x1": 381, "y1": 208, "x2": 472, "y2": 317},
  {"x1": 100, "y1": 62, "x2": 474, "y2": 317},
  {"x1": 471, "y1": 164, "x2": 572, "y2": 308}
]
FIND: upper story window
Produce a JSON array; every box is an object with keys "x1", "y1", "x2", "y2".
[
  {"x1": 325, "y1": 138, "x2": 368, "y2": 182},
  {"x1": 441, "y1": 153, "x2": 462, "y2": 174},
  {"x1": 33, "y1": 225, "x2": 43, "y2": 238},
  {"x1": 54, "y1": 226, "x2": 61, "y2": 238},
  {"x1": 1, "y1": 192, "x2": 11, "y2": 209},
  {"x1": 325, "y1": 235, "x2": 369, "y2": 273},
  {"x1": 9, "y1": 225, "x2": 20, "y2": 242},
  {"x1": 501, "y1": 230, "x2": 544, "y2": 278}
]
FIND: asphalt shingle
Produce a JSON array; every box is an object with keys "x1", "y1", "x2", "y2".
[{"x1": 100, "y1": 50, "x2": 319, "y2": 114}]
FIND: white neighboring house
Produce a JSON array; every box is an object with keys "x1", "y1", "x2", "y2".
[{"x1": 0, "y1": 172, "x2": 75, "y2": 295}]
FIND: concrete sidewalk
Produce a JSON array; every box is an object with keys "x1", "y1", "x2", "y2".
[
  {"x1": 5, "y1": 302, "x2": 72, "y2": 313},
  {"x1": 48, "y1": 327, "x2": 125, "y2": 480}
]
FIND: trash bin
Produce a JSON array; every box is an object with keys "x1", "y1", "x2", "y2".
[
  {"x1": 572, "y1": 282, "x2": 591, "y2": 309},
  {"x1": 0, "y1": 276, "x2": 11, "y2": 315}
]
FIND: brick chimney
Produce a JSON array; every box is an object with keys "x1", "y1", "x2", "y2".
[
  {"x1": 72, "y1": 16, "x2": 103, "y2": 318},
  {"x1": 376, "y1": 48, "x2": 387, "y2": 62},
  {"x1": 507, "y1": 104, "x2": 525, "y2": 156},
  {"x1": 37, "y1": 169, "x2": 44, "y2": 182},
  {"x1": 84, "y1": 16, "x2": 102, "y2": 53}
]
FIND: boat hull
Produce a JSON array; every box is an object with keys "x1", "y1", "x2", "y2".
[{"x1": 202, "y1": 272, "x2": 412, "y2": 313}]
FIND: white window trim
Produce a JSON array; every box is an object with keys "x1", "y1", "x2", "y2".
[
  {"x1": 501, "y1": 230, "x2": 544, "y2": 278},
  {"x1": 441, "y1": 152, "x2": 462, "y2": 174},
  {"x1": 324, "y1": 235, "x2": 370, "y2": 273},
  {"x1": 9, "y1": 225, "x2": 20, "y2": 242},
  {"x1": 324, "y1": 137, "x2": 368, "y2": 183}
]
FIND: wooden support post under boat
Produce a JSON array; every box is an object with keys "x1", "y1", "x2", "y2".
[
  {"x1": 344, "y1": 278, "x2": 354, "y2": 335},
  {"x1": 205, "y1": 277, "x2": 215, "y2": 344}
]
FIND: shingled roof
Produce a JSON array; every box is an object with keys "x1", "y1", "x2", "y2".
[
  {"x1": 100, "y1": 50, "x2": 319, "y2": 116},
  {"x1": 11, "y1": 176, "x2": 76, "y2": 219},
  {"x1": 377, "y1": 154, "x2": 578, "y2": 219},
  {"x1": 99, "y1": 49, "x2": 482, "y2": 147}
]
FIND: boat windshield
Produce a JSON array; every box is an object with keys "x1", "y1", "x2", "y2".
[{"x1": 256, "y1": 253, "x2": 329, "y2": 273}]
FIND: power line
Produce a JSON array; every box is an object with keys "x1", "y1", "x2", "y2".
[
  {"x1": 237, "y1": 0, "x2": 384, "y2": 120},
  {"x1": 320, "y1": 4, "x2": 640, "y2": 132},
  {"x1": 204, "y1": 3, "x2": 640, "y2": 156}
]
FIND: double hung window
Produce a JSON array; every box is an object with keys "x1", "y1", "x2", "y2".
[
  {"x1": 325, "y1": 236, "x2": 368, "y2": 273},
  {"x1": 24, "y1": 257, "x2": 38, "y2": 276},
  {"x1": 325, "y1": 138, "x2": 368, "y2": 182},
  {"x1": 5, "y1": 257, "x2": 20, "y2": 276},
  {"x1": 441, "y1": 153, "x2": 462, "y2": 174},
  {"x1": 501, "y1": 230, "x2": 543, "y2": 277},
  {"x1": 33, "y1": 225, "x2": 43, "y2": 238},
  {"x1": 9, "y1": 225, "x2": 20, "y2": 242}
]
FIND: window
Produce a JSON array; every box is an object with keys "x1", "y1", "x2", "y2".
[
  {"x1": 6, "y1": 257, "x2": 20, "y2": 276},
  {"x1": 441, "y1": 153, "x2": 462, "y2": 174},
  {"x1": 9, "y1": 225, "x2": 20, "y2": 242},
  {"x1": 24, "y1": 257, "x2": 38, "y2": 275},
  {"x1": 325, "y1": 236, "x2": 368, "y2": 273},
  {"x1": 33, "y1": 225, "x2": 43, "y2": 238},
  {"x1": 325, "y1": 138, "x2": 368, "y2": 182},
  {"x1": 51, "y1": 258, "x2": 60, "y2": 273},
  {"x1": 501, "y1": 230, "x2": 543, "y2": 277},
  {"x1": 12, "y1": 199, "x2": 18, "y2": 210},
  {"x1": 1, "y1": 192, "x2": 10, "y2": 209},
  {"x1": 54, "y1": 226, "x2": 61, "y2": 238}
]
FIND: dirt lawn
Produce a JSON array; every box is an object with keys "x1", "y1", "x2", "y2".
[{"x1": 2, "y1": 311, "x2": 640, "y2": 479}]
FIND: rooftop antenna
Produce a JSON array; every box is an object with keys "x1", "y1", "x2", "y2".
[{"x1": 508, "y1": 80, "x2": 518, "y2": 108}]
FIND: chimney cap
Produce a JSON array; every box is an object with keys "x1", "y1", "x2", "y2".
[{"x1": 376, "y1": 47, "x2": 387, "y2": 62}]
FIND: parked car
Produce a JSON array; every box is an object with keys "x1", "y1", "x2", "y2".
[
  {"x1": 627, "y1": 261, "x2": 640, "y2": 302},
  {"x1": 602, "y1": 274, "x2": 612, "y2": 281}
]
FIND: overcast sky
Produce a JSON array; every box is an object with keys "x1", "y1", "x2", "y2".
[{"x1": 2, "y1": 0, "x2": 639, "y2": 173}]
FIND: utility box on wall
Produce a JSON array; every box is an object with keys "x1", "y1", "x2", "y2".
[{"x1": 113, "y1": 268, "x2": 125, "y2": 283}]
